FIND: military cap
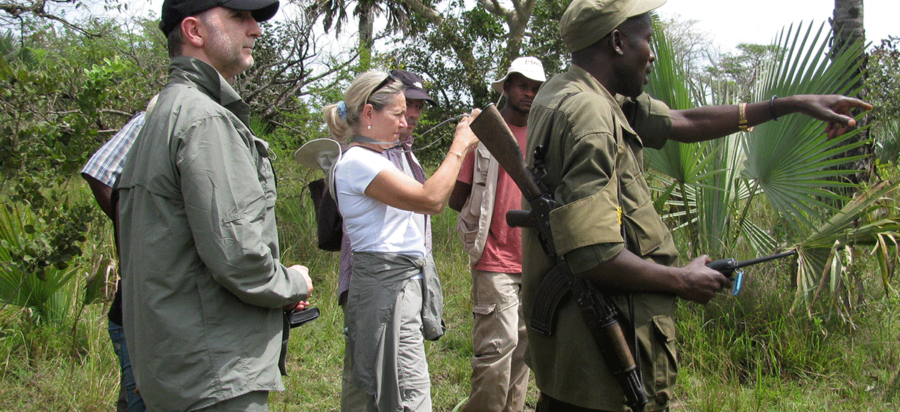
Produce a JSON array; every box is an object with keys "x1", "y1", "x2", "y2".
[{"x1": 560, "y1": 0, "x2": 667, "y2": 53}]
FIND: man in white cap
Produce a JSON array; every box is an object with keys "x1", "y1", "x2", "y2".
[
  {"x1": 117, "y1": 0, "x2": 313, "y2": 410},
  {"x1": 450, "y1": 56, "x2": 546, "y2": 412},
  {"x1": 522, "y1": 0, "x2": 871, "y2": 411}
]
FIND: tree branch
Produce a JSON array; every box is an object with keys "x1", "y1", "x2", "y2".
[
  {"x1": 399, "y1": 0, "x2": 443, "y2": 24},
  {"x1": 476, "y1": 0, "x2": 509, "y2": 18},
  {"x1": 1, "y1": 0, "x2": 104, "y2": 38}
]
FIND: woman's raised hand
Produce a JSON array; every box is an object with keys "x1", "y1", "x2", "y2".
[{"x1": 453, "y1": 108, "x2": 482, "y2": 152}]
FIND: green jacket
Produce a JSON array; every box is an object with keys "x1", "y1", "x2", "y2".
[
  {"x1": 117, "y1": 56, "x2": 309, "y2": 412},
  {"x1": 522, "y1": 65, "x2": 678, "y2": 411}
]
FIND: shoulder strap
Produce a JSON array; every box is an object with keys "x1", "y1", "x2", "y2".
[
  {"x1": 612, "y1": 109, "x2": 643, "y2": 387},
  {"x1": 533, "y1": 92, "x2": 579, "y2": 182}
]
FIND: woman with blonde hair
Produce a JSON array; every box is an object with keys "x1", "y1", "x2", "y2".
[{"x1": 324, "y1": 70, "x2": 480, "y2": 411}]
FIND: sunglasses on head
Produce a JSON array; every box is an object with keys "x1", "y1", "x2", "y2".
[{"x1": 365, "y1": 74, "x2": 399, "y2": 105}]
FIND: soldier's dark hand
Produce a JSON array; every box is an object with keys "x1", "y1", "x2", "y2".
[
  {"x1": 792, "y1": 95, "x2": 873, "y2": 138},
  {"x1": 675, "y1": 255, "x2": 731, "y2": 304}
]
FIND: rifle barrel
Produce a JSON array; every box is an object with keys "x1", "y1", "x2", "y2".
[{"x1": 734, "y1": 250, "x2": 797, "y2": 270}]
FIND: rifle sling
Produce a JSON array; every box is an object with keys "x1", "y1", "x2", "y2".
[
  {"x1": 526, "y1": 91, "x2": 649, "y2": 410},
  {"x1": 529, "y1": 92, "x2": 579, "y2": 336}
]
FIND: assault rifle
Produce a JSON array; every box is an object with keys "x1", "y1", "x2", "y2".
[
  {"x1": 469, "y1": 104, "x2": 649, "y2": 411},
  {"x1": 707, "y1": 250, "x2": 797, "y2": 296}
]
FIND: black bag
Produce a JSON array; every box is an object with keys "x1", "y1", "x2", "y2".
[{"x1": 308, "y1": 178, "x2": 343, "y2": 251}]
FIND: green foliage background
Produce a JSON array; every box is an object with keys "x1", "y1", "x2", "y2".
[{"x1": 0, "y1": 0, "x2": 899, "y2": 410}]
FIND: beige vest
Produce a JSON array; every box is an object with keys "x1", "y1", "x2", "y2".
[{"x1": 455, "y1": 142, "x2": 499, "y2": 265}]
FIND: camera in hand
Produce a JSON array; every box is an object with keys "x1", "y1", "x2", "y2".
[{"x1": 289, "y1": 307, "x2": 320, "y2": 328}]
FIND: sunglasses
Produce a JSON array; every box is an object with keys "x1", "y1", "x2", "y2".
[{"x1": 365, "y1": 74, "x2": 399, "y2": 105}]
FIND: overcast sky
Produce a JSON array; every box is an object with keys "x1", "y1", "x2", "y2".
[
  {"x1": 120, "y1": 0, "x2": 897, "y2": 52},
  {"x1": 659, "y1": 0, "x2": 896, "y2": 52}
]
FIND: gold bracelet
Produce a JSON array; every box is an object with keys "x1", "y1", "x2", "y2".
[
  {"x1": 738, "y1": 102, "x2": 753, "y2": 132},
  {"x1": 451, "y1": 151, "x2": 463, "y2": 161}
]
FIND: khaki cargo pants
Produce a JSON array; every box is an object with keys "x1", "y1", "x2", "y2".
[{"x1": 463, "y1": 270, "x2": 529, "y2": 412}]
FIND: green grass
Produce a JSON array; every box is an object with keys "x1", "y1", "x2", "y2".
[
  {"x1": 0, "y1": 155, "x2": 898, "y2": 411},
  {"x1": 674, "y1": 260, "x2": 900, "y2": 411}
]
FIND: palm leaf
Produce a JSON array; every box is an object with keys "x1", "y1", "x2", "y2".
[
  {"x1": 693, "y1": 135, "x2": 747, "y2": 255},
  {"x1": 647, "y1": 18, "x2": 896, "y2": 317},
  {"x1": 0, "y1": 204, "x2": 77, "y2": 323},
  {"x1": 746, "y1": 21, "x2": 869, "y2": 230},
  {"x1": 803, "y1": 179, "x2": 900, "y2": 247},
  {"x1": 648, "y1": 17, "x2": 739, "y2": 255},
  {"x1": 647, "y1": 18, "x2": 706, "y2": 186},
  {"x1": 794, "y1": 180, "x2": 900, "y2": 309},
  {"x1": 738, "y1": 219, "x2": 779, "y2": 255}
]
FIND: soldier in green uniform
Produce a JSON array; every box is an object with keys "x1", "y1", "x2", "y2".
[{"x1": 522, "y1": 0, "x2": 873, "y2": 411}]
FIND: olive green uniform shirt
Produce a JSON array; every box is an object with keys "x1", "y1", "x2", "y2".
[
  {"x1": 117, "y1": 57, "x2": 309, "y2": 412},
  {"x1": 523, "y1": 65, "x2": 678, "y2": 411}
]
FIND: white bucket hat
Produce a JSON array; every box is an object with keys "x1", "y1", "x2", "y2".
[
  {"x1": 294, "y1": 138, "x2": 342, "y2": 192},
  {"x1": 491, "y1": 56, "x2": 547, "y2": 94}
]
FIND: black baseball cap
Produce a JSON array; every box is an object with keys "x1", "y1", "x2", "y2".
[
  {"x1": 391, "y1": 70, "x2": 437, "y2": 106},
  {"x1": 159, "y1": 0, "x2": 280, "y2": 35}
]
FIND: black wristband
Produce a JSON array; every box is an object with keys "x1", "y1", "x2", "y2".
[{"x1": 770, "y1": 95, "x2": 779, "y2": 121}]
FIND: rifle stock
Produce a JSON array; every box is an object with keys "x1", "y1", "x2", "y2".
[{"x1": 469, "y1": 104, "x2": 543, "y2": 202}]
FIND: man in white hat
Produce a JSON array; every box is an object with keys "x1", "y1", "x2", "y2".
[{"x1": 450, "y1": 56, "x2": 546, "y2": 412}]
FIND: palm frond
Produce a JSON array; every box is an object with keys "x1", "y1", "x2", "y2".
[
  {"x1": 743, "y1": 21, "x2": 869, "y2": 231},
  {"x1": 0, "y1": 204, "x2": 78, "y2": 323},
  {"x1": 803, "y1": 179, "x2": 900, "y2": 247},
  {"x1": 738, "y1": 219, "x2": 780, "y2": 255},
  {"x1": 793, "y1": 180, "x2": 900, "y2": 309}
]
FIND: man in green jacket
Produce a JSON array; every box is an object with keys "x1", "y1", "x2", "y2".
[
  {"x1": 116, "y1": 1, "x2": 312, "y2": 411},
  {"x1": 523, "y1": 0, "x2": 872, "y2": 411}
]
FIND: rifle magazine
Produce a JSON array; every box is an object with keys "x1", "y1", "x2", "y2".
[{"x1": 530, "y1": 265, "x2": 571, "y2": 335}]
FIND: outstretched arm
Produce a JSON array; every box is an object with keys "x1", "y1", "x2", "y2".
[
  {"x1": 366, "y1": 109, "x2": 481, "y2": 215},
  {"x1": 668, "y1": 95, "x2": 873, "y2": 143}
]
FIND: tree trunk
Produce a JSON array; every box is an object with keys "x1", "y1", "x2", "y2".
[
  {"x1": 832, "y1": 0, "x2": 871, "y2": 186},
  {"x1": 358, "y1": 3, "x2": 375, "y2": 70}
]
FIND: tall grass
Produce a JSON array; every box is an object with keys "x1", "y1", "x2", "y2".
[
  {"x1": 0, "y1": 152, "x2": 897, "y2": 411},
  {"x1": 676, "y1": 256, "x2": 900, "y2": 410}
]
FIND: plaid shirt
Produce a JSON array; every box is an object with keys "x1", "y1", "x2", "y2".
[{"x1": 81, "y1": 112, "x2": 146, "y2": 187}]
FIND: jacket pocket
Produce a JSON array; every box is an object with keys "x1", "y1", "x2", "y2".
[
  {"x1": 456, "y1": 188, "x2": 485, "y2": 259},
  {"x1": 471, "y1": 303, "x2": 501, "y2": 357},
  {"x1": 650, "y1": 314, "x2": 677, "y2": 406},
  {"x1": 252, "y1": 137, "x2": 277, "y2": 209},
  {"x1": 472, "y1": 145, "x2": 491, "y2": 186},
  {"x1": 620, "y1": 176, "x2": 667, "y2": 256},
  {"x1": 456, "y1": 144, "x2": 494, "y2": 263}
]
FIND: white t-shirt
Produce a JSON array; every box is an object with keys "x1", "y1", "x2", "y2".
[
  {"x1": 393, "y1": 149, "x2": 427, "y2": 240},
  {"x1": 334, "y1": 146, "x2": 426, "y2": 257}
]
